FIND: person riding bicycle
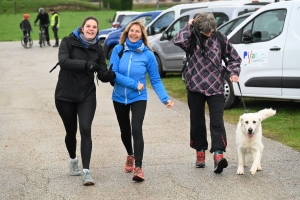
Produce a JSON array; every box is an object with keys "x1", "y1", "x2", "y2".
[
  {"x1": 34, "y1": 8, "x2": 51, "y2": 47},
  {"x1": 20, "y1": 14, "x2": 32, "y2": 47}
]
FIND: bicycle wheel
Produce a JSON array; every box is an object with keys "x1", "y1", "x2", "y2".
[
  {"x1": 42, "y1": 34, "x2": 46, "y2": 46},
  {"x1": 39, "y1": 32, "x2": 43, "y2": 48},
  {"x1": 21, "y1": 36, "x2": 31, "y2": 49}
]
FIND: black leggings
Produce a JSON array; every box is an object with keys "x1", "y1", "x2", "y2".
[
  {"x1": 113, "y1": 100, "x2": 147, "y2": 167},
  {"x1": 55, "y1": 98, "x2": 96, "y2": 169}
]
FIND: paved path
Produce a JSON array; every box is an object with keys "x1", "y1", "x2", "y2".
[{"x1": 0, "y1": 41, "x2": 299, "y2": 199}]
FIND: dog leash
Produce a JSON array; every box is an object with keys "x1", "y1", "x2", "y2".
[{"x1": 237, "y1": 82, "x2": 248, "y2": 113}]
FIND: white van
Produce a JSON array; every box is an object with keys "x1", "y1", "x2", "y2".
[
  {"x1": 146, "y1": 1, "x2": 266, "y2": 39},
  {"x1": 224, "y1": 0, "x2": 300, "y2": 109},
  {"x1": 149, "y1": 3, "x2": 264, "y2": 78}
]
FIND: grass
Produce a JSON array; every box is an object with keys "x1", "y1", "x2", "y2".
[
  {"x1": 1, "y1": 4, "x2": 299, "y2": 152},
  {"x1": 149, "y1": 73, "x2": 300, "y2": 152}
]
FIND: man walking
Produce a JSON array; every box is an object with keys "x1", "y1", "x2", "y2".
[{"x1": 49, "y1": 9, "x2": 60, "y2": 47}]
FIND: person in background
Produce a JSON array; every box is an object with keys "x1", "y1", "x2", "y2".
[
  {"x1": 20, "y1": 13, "x2": 32, "y2": 47},
  {"x1": 173, "y1": 12, "x2": 241, "y2": 174},
  {"x1": 49, "y1": 8, "x2": 60, "y2": 47},
  {"x1": 55, "y1": 16, "x2": 115, "y2": 186},
  {"x1": 34, "y1": 8, "x2": 51, "y2": 47},
  {"x1": 109, "y1": 20, "x2": 174, "y2": 182}
]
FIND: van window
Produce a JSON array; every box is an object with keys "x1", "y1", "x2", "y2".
[
  {"x1": 213, "y1": 12, "x2": 229, "y2": 27},
  {"x1": 148, "y1": 11, "x2": 175, "y2": 36},
  {"x1": 164, "y1": 16, "x2": 190, "y2": 39},
  {"x1": 242, "y1": 9, "x2": 286, "y2": 42}
]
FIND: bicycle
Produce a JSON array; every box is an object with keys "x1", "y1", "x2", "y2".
[
  {"x1": 36, "y1": 24, "x2": 48, "y2": 48},
  {"x1": 21, "y1": 30, "x2": 33, "y2": 49}
]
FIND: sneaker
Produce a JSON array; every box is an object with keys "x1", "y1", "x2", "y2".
[
  {"x1": 196, "y1": 151, "x2": 205, "y2": 168},
  {"x1": 214, "y1": 154, "x2": 228, "y2": 174},
  {"x1": 69, "y1": 160, "x2": 81, "y2": 176},
  {"x1": 47, "y1": 42, "x2": 51, "y2": 46},
  {"x1": 132, "y1": 167, "x2": 144, "y2": 182},
  {"x1": 124, "y1": 155, "x2": 135, "y2": 172},
  {"x1": 82, "y1": 170, "x2": 95, "y2": 186}
]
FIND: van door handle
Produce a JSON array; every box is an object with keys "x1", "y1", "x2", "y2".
[{"x1": 270, "y1": 47, "x2": 281, "y2": 51}]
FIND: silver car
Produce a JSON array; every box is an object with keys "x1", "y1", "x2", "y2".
[{"x1": 149, "y1": 4, "x2": 265, "y2": 78}]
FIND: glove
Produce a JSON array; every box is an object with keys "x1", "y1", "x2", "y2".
[
  {"x1": 98, "y1": 70, "x2": 116, "y2": 82},
  {"x1": 85, "y1": 61, "x2": 100, "y2": 74}
]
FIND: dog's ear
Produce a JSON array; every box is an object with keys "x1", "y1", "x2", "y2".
[{"x1": 239, "y1": 115, "x2": 244, "y2": 123}]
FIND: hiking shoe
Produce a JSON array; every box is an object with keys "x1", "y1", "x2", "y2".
[
  {"x1": 214, "y1": 154, "x2": 228, "y2": 174},
  {"x1": 82, "y1": 170, "x2": 95, "y2": 186},
  {"x1": 132, "y1": 167, "x2": 144, "y2": 182},
  {"x1": 124, "y1": 155, "x2": 135, "y2": 172},
  {"x1": 196, "y1": 151, "x2": 205, "y2": 168},
  {"x1": 69, "y1": 160, "x2": 81, "y2": 176}
]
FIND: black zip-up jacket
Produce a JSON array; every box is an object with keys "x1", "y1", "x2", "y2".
[
  {"x1": 34, "y1": 12, "x2": 50, "y2": 25},
  {"x1": 55, "y1": 33, "x2": 115, "y2": 102}
]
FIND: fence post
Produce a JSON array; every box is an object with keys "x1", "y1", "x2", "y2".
[{"x1": 14, "y1": 1, "x2": 17, "y2": 15}]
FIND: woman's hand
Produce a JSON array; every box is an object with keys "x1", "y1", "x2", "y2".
[
  {"x1": 230, "y1": 75, "x2": 239, "y2": 82},
  {"x1": 188, "y1": 19, "x2": 194, "y2": 25},
  {"x1": 137, "y1": 82, "x2": 144, "y2": 91},
  {"x1": 166, "y1": 100, "x2": 174, "y2": 108}
]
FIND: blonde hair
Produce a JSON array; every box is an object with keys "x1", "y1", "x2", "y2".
[
  {"x1": 119, "y1": 20, "x2": 152, "y2": 50},
  {"x1": 194, "y1": 12, "x2": 217, "y2": 33}
]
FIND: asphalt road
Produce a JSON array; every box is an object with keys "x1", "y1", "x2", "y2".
[{"x1": 0, "y1": 41, "x2": 299, "y2": 199}]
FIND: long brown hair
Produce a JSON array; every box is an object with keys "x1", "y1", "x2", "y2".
[{"x1": 119, "y1": 20, "x2": 152, "y2": 50}]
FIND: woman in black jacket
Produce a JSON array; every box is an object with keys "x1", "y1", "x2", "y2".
[{"x1": 55, "y1": 16, "x2": 115, "y2": 186}]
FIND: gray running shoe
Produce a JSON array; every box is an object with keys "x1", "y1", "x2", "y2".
[
  {"x1": 82, "y1": 170, "x2": 95, "y2": 186},
  {"x1": 69, "y1": 160, "x2": 81, "y2": 176}
]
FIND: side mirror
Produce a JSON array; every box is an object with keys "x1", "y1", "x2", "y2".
[
  {"x1": 242, "y1": 30, "x2": 252, "y2": 43},
  {"x1": 161, "y1": 31, "x2": 168, "y2": 41}
]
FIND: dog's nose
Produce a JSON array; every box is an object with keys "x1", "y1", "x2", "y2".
[{"x1": 248, "y1": 128, "x2": 253, "y2": 133}]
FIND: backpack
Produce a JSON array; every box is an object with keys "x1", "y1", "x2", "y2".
[
  {"x1": 108, "y1": 44, "x2": 124, "y2": 86},
  {"x1": 181, "y1": 29, "x2": 228, "y2": 83}
]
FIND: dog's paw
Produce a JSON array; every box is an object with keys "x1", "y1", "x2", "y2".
[
  {"x1": 257, "y1": 166, "x2": 262, "y2": 171},
  {"x1": 250, "y1": 168, "x2": 257, "y2": 175},
  {"x1": 237, "y1": 166, "x2": 244, "y2": 175}
]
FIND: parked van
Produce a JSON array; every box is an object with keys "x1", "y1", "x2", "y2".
[
  {"x1": 223, "y1": 0, "x2": 300, "y2": 109},
  {"x1": 149, "y1": 3, "x2": 265, "y2": 77}
]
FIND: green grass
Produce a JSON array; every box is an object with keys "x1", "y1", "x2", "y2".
[{"x1": 151, "y1": 73, "x2": 300, "y2": 152}]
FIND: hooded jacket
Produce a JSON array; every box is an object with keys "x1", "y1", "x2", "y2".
[
  {"x1": 110, "y1": 39, "x2": 169, "y2": 105},
  {"x1": 55, "y1": 27, "x2": 114, "y2": 102}
]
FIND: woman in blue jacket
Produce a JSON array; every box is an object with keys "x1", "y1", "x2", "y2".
[{"x1": 109, "y1": 20, "x2": 174, "y2": 182}]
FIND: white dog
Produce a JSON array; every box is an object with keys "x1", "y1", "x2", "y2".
[{"x1": 236, "y1": 108, "x2": 276, "y2": 175}]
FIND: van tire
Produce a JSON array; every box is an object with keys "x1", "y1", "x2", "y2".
[
  {"x1": 224, "y1": 74, "x2": 240, "y2": 109},
  {"x1": 155, "y1": 55, "x2": 166, "y2": 78}
]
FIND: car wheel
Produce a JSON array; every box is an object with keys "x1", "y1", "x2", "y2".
[
  {"x1": 155, "y1": 55, "x2": 166, "y2": 78},
  {"x1": 99, "y1": 39, "x2": 105, "y2": 48},
  {"x1": 224, "y1": 74, "x2": 240, "y2": 109}
]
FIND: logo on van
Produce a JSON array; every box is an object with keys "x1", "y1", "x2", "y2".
[{"x1": 242, "y1": 50, "x2": 268, "y2": 66}]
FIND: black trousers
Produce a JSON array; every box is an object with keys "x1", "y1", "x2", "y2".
[
  {"x1": 55, "y1": 98, "x2": 96, "y2": 169},
  {"x1": 22, "y1": 30, "x2": 30, "y2": 43},
  {"x1": 52, "y1": 26, "x2": 59, "y2": 45},
  {"x1": 113, "y1": 100, "x2": 147, "y2": 167},
  {"x1": 187, "y1": 91, "x2": 227, "y2": 153}
]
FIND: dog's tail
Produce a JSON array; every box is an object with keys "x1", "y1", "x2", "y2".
[{"x1": 257, "y1": 108, "x2": 276, "y2": 121}]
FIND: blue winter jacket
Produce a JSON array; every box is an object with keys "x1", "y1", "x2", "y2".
[{"x1": 110, "y1": 40, "x2": 170, "y2": 105}]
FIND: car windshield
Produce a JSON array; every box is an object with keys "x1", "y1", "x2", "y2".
[{"x1": 119, "y1": 15, "x2": 139, "y2": 28}]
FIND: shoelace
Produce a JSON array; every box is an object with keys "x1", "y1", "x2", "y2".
[{"x1": 126, "y1": 157, "x2": 134, "y2": 166}]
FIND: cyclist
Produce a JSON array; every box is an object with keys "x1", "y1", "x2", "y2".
[
  {"x1": 49, "y1": 8, "x2": 60, "y2": 47},
  {"x1": 20, "y1": 14, "x2": 32, "y2": 47},
  {"x1": 34, "y1": 8, "x2": 51, "y2": 47}
]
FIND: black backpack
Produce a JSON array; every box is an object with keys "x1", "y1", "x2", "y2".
[{"x1": 108, "y1": 44, "x2": 124, "y2": 86}]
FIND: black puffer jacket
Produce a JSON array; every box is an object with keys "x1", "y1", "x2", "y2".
[{"x1": 55, "y1": 33, "x2": 114, "y2": 102}]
